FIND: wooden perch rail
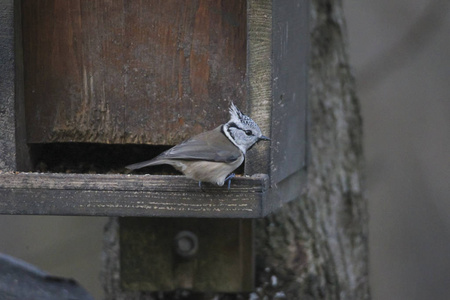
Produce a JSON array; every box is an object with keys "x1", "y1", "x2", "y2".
[{"x1": 0, "y1": 172, "x2": 269, "y2": 218}]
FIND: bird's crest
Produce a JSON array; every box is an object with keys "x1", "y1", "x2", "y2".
[{"x1": 229, "y1": 102, "x2": 257, "y2": 128}]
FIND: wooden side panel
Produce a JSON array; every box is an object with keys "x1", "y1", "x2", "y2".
[
  {"x1": 14, "y1": 0, "x2": 32, "y2": 171},
  {"x1": 22, "y1": 0, "x2": 247, "y2": 144},
  {"x1": 270, "y1": 0, "x2": 309, "y2": 183},
  {"x1": 245, "y1": 0, "x2": 272, "y2": 176},
  {"x1": 245, "y1": 0, "x2": 309, "y2": 186},
  {"x1": 0, "y1": 0, "x2": 16, "y2": 171}
]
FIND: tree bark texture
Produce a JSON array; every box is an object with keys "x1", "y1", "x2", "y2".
[
  {"x1": 102, "y1": 0, "x2": 369, "y2": 299},
  {"x1": 251, "y1": 1, "x2": 369, "y2": 299}
]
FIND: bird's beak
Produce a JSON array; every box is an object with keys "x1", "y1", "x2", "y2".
[{"x1": 259, "y1": 135, "x2": 271, "y2": 141}]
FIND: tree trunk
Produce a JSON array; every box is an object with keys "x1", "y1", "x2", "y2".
[
  {"x1": 252, "y1": 0, "x2": 369, "y2": 299},
  {"x1": 102, "y1": 0, "x2": 370, "y2": 299}
]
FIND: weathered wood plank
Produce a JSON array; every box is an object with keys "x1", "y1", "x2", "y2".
[
  {"x1": 0, "y1": 172, "x2": 268, "y2": 218},
  {"x1": 270, "y1": 0, "x2": 309, "y2": 184},
  {"x1": 13, "y1": 0, "x2": 32, "y2": 171},
  {"x1": 245, "y1": 0, "x2": 309, "y2": 190},
  {"x1": 245, "y1": 0, "x2": 273, "y2": 176},
  {"x1": 0, "y1": 0, "x2": 16, "y2": 171},
  {"x1": 263, "y1": 168, "x2": 307, "y2": 216},
  {"x1": 22, "y1": 0, "x2": 247, "y2": 145},
  {"x1": 120, "y1": 218, "x2": 253, "y2": 292}
]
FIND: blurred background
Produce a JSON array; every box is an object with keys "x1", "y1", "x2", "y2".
[
  {"x1": 344, "y1": 0, "x2": 450, "y2": 299},
  {"x1": 1, "y1": 1, "x2": 449, "y2": 299}
]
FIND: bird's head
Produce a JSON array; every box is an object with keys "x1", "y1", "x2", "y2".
[{"x1": 223, "y1": 103, "x2": 270, "y2": 153}]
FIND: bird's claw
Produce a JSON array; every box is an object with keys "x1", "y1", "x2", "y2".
[{"x1": 225, "y1": 173, "x2": 235, "y2": 191}]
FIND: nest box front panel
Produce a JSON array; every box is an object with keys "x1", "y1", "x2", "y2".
[{"x1": 22, "y1": 0, "x2": 247, "y2": 145}]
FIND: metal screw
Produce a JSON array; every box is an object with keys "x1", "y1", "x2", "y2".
[{"x1": 174, "y1": 230, "x2": 198, "y2": 258}]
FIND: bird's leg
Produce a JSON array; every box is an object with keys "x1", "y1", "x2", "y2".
[
  {"x1": 199, "y1": 181, "x2": 205, "y2": 192},
  {"x1": 225, "y1": 173, "x2": 236, "y2": 190}
]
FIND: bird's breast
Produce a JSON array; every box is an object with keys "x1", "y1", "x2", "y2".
[{"x1": 181, "y1": 155, "x2": 244, "y2": 186}]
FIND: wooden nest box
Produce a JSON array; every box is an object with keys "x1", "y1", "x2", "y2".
[
  {"x1": 1, "y1": 0, "x2": 309, "y2": 293},
  {"x1": 0, "y1": 0, "x2": 308, "y2": 218}
]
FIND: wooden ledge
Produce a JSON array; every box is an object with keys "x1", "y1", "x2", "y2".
[{"x1": 0, "y1": 172, "x2": 269, "y2": 218}]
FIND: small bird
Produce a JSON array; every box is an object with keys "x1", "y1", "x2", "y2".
[{"x1": 126, "y1": 103, "x2": 270, "y2": 188}]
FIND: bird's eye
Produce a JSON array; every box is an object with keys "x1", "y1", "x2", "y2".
[{"x1": 244, "y1": 130, "x2": 253, "y2": 136}]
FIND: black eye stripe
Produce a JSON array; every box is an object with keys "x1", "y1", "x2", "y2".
[
  {"x1": 228, "y1": 122, "x2": 239, "y2": 129},
  {"x1": 227, "y1": 122, "x2": 253, "y2": 136}
]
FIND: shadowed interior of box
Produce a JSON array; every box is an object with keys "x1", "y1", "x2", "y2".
[{"x1": 29, "y1": 143, "x2": 244, "y2": 175}]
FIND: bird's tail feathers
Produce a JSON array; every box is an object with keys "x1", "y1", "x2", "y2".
[{"x1": 125, "y1": 159, "x2": 162, "y2": 170}]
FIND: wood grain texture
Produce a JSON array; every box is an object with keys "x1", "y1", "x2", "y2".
[
  {"x1": 244, "y1": 0, "x2": 309, "y2": 189},
  {"x1": 120, "y1": 218, "x2": 253, "y2": 292},
  {"x1": 0, "y1": 172, "x2": 268, "y2": 218},
  {"x1": 22, "y1": 0, "x2": 247, "y2": 145},
  {"x1": 102, "y1": 0, "x2": 369, "y2": 298},
  {"x1": 101, "y1": 1, "x2": 311, "y2": 297},
  {"x1": 245, "y1": 0, "x2": 272, "y2": 176},
  {"x1": 270, "y1": 0, "x2": 309, "y2": 184},
  {"x1": 0, "y1": 0, "x2": 16, "y2": 171},
  {"x1": 13, "y1": 0, "x2": 32, "y2": 172}
]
